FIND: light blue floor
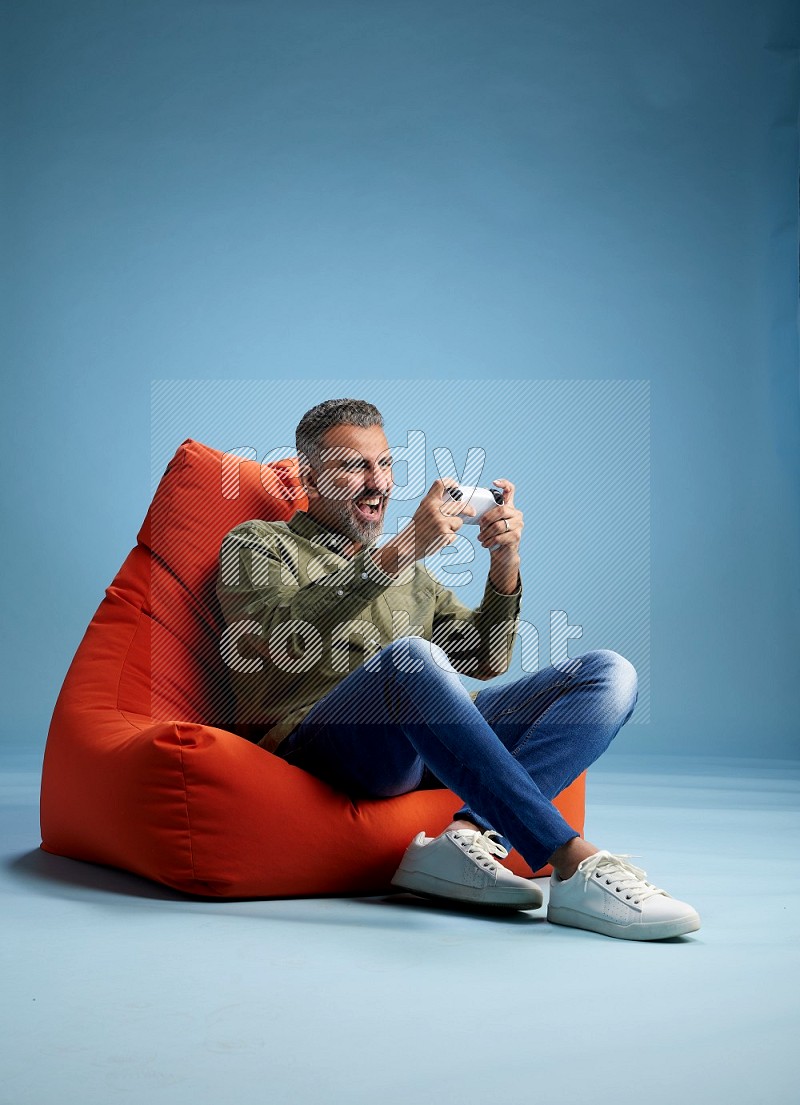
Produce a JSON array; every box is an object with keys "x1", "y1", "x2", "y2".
[{"x1": 3, "y1": 744, "x2": 799, "y2": 1105}]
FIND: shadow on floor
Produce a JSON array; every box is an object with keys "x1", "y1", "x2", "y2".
[
  {"x1": 8, "y1": 848, "x2": 190, "y2": 901},
  {"x1": 6, "y1": 848, "x2": 544, "y2": 928}
]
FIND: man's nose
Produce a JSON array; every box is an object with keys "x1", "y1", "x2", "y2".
[{"x1": 364, "y1": 466, "x2": 391, "y2": 493}]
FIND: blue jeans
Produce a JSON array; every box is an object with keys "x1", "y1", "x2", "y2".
[{"x1": 274, "y1": 637, "x2": 639, "y2": 873}]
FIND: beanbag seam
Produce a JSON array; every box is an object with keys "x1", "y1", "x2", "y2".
[
  {"x1": 114, "y1": 606, "x2": 147, "y2": 713},
  {"x1": 174, "y1": 726, "x2": 198, "y2": 883}
]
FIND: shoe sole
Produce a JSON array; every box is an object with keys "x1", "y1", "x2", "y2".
[
  {"x1": 391, "y1": 868, "x2": 543, "y2": 911},
  {"x1": 547, "y1": 904, "x2": 701, "y2": 940}
]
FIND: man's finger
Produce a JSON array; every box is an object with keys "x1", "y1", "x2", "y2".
[
  {"x1": 493, "y1": 478, "x2": 515, "y2": 506},
  {"x1": 431, "y1": 477, "x2": 459, "y2": 498}
]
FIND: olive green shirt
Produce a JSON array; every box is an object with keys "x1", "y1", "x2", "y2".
[{"x1": 216, "y1": 509, "x2": 523, "y2": 753}]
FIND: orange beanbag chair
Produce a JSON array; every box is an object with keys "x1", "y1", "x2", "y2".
[{"x1": 40, "y1": 438, "x2": 585, "y2": 897}]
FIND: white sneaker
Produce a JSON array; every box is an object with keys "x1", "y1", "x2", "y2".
[
  {"x1": 390, "y1": 828, "x2": 544, "y2": 910},
  {"x1": 547, "y1": 850, "x2": 701, "y2": 940}
]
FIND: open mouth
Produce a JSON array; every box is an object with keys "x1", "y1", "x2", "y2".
[{"x1": 353, "y1": 497, "x2": 384, "y2": 522}]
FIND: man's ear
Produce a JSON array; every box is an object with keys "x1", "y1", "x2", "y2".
[{"x1": 299, "y1": 459, "x2": 322, "y2": 501}]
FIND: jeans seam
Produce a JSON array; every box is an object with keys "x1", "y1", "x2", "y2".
[
  {"x1": 507, "y1": 684, "x2": 577, "y2": 761},
  {"x1": 482, "y1": 680, "x2": 571, "y2": 726}
]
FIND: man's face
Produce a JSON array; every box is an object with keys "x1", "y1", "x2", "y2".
[{"x1": 303, "y1": 423, "x2": 393, "y2": 550}]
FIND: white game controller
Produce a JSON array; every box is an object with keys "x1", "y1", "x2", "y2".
[{"x1": 442, "y1": 484, "x2": 504, "y2": 525}]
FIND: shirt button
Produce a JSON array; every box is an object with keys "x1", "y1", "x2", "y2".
[
  {"x1": 336, "y1": 589, "x2": 344, "y2": 596},
  {"x1": 361, "y1": 572, "x2": 368, "y2": 580}
]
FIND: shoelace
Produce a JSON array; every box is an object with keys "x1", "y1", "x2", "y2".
[
  {"x1": 452, "y1": 829, "x2": 509, "y2": 868},
  {"x1": 577, "y1": 850, "x2": 666, "y2": 905}
]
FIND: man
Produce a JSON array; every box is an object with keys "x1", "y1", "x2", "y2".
[{"x1": 216, "y1": 398, "x2": 700, "y2": 941}]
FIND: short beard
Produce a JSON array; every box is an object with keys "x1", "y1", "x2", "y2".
[{"x1": 327, "y1": 497, "x2": 385, "y2": 546}]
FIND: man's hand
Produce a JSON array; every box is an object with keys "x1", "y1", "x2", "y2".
[
  {"x1": 372, "y1": 478, "x2": 476, "y2": 577},
  {"x1": 479, "y1": 478, "x2": 523, "y2": 593},
  {"x1": 397, "y1": 477, "x2": 478, "y2": 560}
]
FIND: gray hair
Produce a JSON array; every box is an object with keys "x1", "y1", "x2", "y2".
[{"x1": 295, "y1": 398, "x2": 384, "y2": 470}]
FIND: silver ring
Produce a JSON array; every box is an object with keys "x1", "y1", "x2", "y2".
[{"x1": 504, "y1": 518, "x2": 510, "y2": 532}]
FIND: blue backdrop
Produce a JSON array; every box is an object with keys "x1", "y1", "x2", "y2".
[{"x1": 4, "y1": 0, "x2": 798, "y2": 759}]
